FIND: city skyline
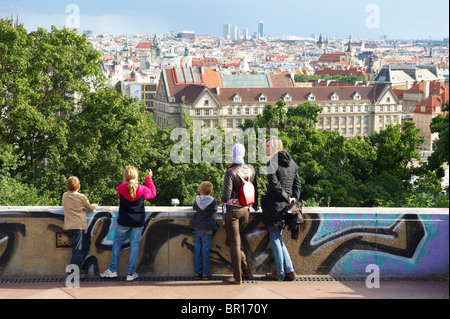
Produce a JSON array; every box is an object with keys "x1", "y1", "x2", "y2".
[{"x1": 1, "y1": 0, "x2": 449, "y2": 40}]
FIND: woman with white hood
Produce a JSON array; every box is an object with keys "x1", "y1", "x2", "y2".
[{"x1": 220, "y1": 143, "x2": 258, "y2": 284}]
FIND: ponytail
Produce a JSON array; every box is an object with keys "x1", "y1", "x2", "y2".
[{"x1": 123, "y1": 166, "x2": 139, "y2": 199}]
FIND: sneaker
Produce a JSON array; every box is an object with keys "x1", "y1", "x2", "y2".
[
  {"x1": 202, "y1": 274, "x2": 212, "y2": 281},
  {"x1": 100, "y1": 269, "x2": 117, "y2": 279},
  {"x1": 266, "y1": 272, "x2": 284, "y2": 281},
  {"x1": 285, "y1": 271, "x2": 296, "y2": 281},
  {"x1": 126, "y1": 273, "x2": 139, "y2": 282},
  {"x1": 194, "y1": 273, "x2": 202, "y2": 280}
]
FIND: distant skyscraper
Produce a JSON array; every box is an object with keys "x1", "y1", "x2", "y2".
[
  {"x1": 223, "y1": 24, "x2": 231, "y2": 38},
  {"x1": 258, "y1": 21, "x2": 264, "y2": 37},
  {"x1": 242, "y1": 28, "x2": 249, "y2": 41},
  {"x1": 230, "y1": 25, "x2": 239, "y2": 40}
]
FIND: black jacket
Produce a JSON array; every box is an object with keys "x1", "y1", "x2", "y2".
[
  {"x1": 118, "y1": 195, "x2": 146, "y2": 227},
  {"x1": 261, "y1": 151, "x2": 301, "y2": 228},
  {"x1": 190, "y1": 195, "x2": 218, "y2": 232},
  {"x1": 220, "y1": 163, "x2": 258, "y2": 210}
]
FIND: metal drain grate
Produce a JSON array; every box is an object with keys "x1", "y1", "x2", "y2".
[{"x1": 0, "y1": 276, "x2": 446, "y2": 284}]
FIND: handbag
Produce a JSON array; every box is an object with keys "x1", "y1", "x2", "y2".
[{"x1": 282, "y1": 201, "x2": 304, "y2": 239}]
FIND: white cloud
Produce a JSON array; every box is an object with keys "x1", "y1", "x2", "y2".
[{"x1": 17, "y1": 12, "x2": 171, "y2": 35}]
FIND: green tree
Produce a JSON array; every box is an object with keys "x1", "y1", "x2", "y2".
[
  {"x1": 428, "y1": 101, "x2": 449, "y2": 173},
  {"x1": 0, "y1": 20, "x2": 104, "y2": 198}
]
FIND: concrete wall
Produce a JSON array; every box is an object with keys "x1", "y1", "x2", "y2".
[{"x1": 0, "y1": 206, "x2": 448, "y2": 278}]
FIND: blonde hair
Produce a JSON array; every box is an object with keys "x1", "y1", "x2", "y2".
[
  {"x1": 267, "y1": 137, "x2": 284, "y2": 157},
  {"x1": 200, "y1": 181, "x2": 213, "y2": 196},
  {"x1": 66, "y1": 176, "x2": 80, "y2": 192},
  {"x1": 123, "y1": 166, "x2": 139, "y2": 199}
]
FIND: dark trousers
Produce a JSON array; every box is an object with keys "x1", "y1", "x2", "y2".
[
  {"x1": 224, "y1": 204, "x2": 251, "y2": 283},
  {"x1": 70, "y1": 229, "x2": 90, "y2": 270}
]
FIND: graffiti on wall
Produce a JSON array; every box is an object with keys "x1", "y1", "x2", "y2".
[{"x1": 0, "y1": 208, "x2": 448, "y2": 276}]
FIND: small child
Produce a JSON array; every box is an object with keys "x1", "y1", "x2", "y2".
[
  {"x1": 190, "y1": 181, "x2": 218, "y2": 280},
  {"x1": 62, "y1": 176, "x2": 98, "y2": 272}
]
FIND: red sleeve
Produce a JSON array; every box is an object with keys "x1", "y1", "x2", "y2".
[
  {"x1": 117, "y1": 182, "x2": 128, "y2": 198},
  {"x1": 141, "y1": 177, "x2": 157, "y2": 200}
]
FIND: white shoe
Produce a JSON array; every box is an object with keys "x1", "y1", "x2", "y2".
[
  {"x1": 100, "y1": 269, "x2": 117, "y2": 279},
  {"x1": 126, "y1": 273, "x2": 139, "y2": 281}
]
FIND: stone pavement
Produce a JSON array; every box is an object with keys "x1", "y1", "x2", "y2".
[{"x1": 0, "y1": 276, "x2": 448, "y2": 300}]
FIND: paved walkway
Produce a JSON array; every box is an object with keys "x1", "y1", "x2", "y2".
[{"x1": 0, "y1": 276, "x2": 448, "y2": 300}]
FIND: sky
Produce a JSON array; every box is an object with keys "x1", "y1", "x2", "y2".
[{"x1": 1, "y1": 0, "x2": 449, "y2": 40}]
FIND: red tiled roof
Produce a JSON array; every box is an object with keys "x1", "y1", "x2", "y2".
[
  {"x1": 213, "y1": 85, "x2": 386, "y2": 104},
  {"x1": 162, "y1": 67, "x2": 388, "y2": 105},
  {"x1": 414, "y1": 94, "x2": 449, "y2": 114},
  {"x1": 318, "y1": 53, "x2": 345, "y2": 62},
  {"x1": 136, "y1": 42, "x2": 152, "y2": 49}
]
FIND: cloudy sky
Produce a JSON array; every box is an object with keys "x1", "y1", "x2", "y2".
[{"x1": 1, "y1": 0, "x2": 449, "y2": 39}]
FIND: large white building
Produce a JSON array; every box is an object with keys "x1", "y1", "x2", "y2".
[{"x1": 152, "y1": 67, "x2": 403, "y2": 138}]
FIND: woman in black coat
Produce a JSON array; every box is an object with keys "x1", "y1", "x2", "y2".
[{"x1": 260, "y1": 137, "x2": 301, "y2": 281}]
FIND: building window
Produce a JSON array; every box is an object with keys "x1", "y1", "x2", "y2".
[
  {"x1": 259, "y1": 93, "x2": 267, "y2": 102},
  {"x1": 228, "y1": 108, "x2": 233, "y2": 115},
  {"x1": 331, "y1": 92, "x2": 339, "y2": 101},
  {"x1": 233, "y1": 94, "x2": 242, "y2": 102},
  {"x1": 236, "y1": 108, "x2": 241, "y2": 115},
  {"x1": 245, "y1": 108, "x2": 250, "y2": 115},
  {"x1": 204, "y1": 100, "x2": 209, "y2": 106},
  {"x1": 204, "y1": 109, "x2": 210, "y2": 116},
  {"x1": 253, "y1": 108, "x2": 259, "y2": 114},
  {"x1": 308, "y1": 93, "x2": 316, "y2": 101},
  {"x1": 195, "y1": 109, "x2": 200, "y2": 116},
  {"x1": 227, "y1": 119, "x2": 233, "y2": 128},
  {"x1": 213, "y1": 119, "x2": 218, "y2": 127}
]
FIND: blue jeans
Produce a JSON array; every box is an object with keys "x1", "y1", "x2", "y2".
[
  {"x1": 268, "y1": 226, "x2": 294, "y2": 277},
  {"x1": 108, "y1": 224, "x2": 143, "y2": 274},
  {"x1": 70, "y1": 229, "x2": 90, "y2": 270},
  {"x1": 193, "y1": 230, "x2": 212, "y2": 276}
]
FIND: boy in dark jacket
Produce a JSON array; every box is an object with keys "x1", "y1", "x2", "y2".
[{"x1": 190, "y1": 181, "x2": 218, "y2": 280}]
